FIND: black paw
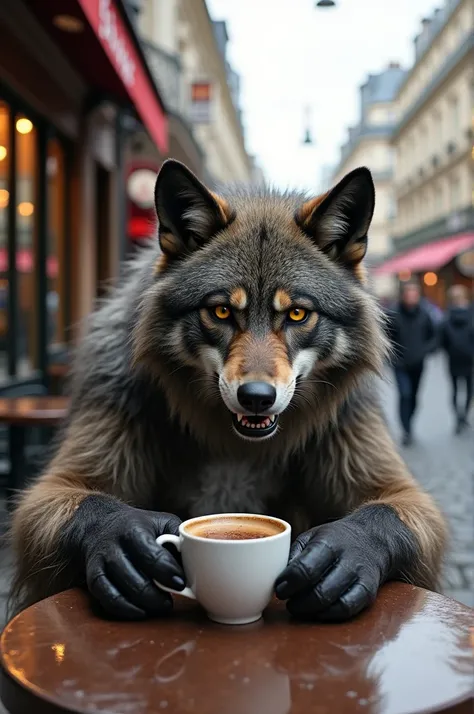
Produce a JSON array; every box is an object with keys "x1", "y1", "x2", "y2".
[
  {"x1": 275, "y1": 505, "x2": 416, "y2": 621},
  {"x1": 64, "y1": 495, "x2": 185, "y2": 620}
]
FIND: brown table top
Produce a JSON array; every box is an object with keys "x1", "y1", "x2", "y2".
[
  {"x1": 0, "y1": 396, "x2": 69, "y2": 426},
  {"x1": 47, "y1": 364, "x2": 70, "y2": 379},
  {"x1": 1, "y1": 583, "x2": 473, "y2": 714}
]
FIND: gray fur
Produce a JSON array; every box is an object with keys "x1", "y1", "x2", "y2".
[{"x1": 10, "y1": 166, "x2": 446, "y2": 611}]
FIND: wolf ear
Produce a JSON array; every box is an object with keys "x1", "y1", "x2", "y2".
[
  {"x1": 296, "y1": 167, "x2": 375, "y2": 269},
  {"x1": 154, "y1": 159, "x2": 234, "y2": 258}
]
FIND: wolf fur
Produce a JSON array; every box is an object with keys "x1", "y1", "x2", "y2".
[{"x1": 10, "y1": 161, "x2": 447, "y2": 617}]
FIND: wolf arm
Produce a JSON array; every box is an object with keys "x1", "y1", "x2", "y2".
[
  {"x1": 275, "y1": 406, "x2": 447, "y2": 621},
  {"x1": 10, "y1": 406, "x2": 185, "y2": 618}
]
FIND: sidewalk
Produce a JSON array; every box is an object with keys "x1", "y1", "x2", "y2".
[{"x1": 381, "y1": 354, "x2": 474, "y2": 607}]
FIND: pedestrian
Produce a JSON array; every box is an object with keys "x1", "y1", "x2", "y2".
[
  {"x1": 441, "y1": 285, "x2": 474, "y2": 434},
  {"x1": 386, "y1": 281, "x2": 438, "y2": 446}
]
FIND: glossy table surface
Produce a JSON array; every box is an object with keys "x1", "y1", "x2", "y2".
[
  {"x1": 0, "y1": 397, "x2": 69, "y2": 426},
  {"x1": 1, "y1": 583, "x2": 473, "y2": 714}
]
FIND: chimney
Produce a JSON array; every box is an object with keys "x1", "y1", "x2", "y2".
[{"x1": 388, "y1": 61, "x2": 400, "y2": 69}]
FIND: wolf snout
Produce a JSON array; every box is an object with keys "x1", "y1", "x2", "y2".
[{"x1": 237, "y1": 382, "x2": 276, "y2": 412}]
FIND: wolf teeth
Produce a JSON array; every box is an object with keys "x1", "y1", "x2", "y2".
[{"x1": 237, "y1": 414, "x2": 244, "y2": 422}]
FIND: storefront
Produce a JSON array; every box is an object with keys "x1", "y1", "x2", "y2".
[
  {"x1": 374, "y1": 233, "x2": 474, "y2": 308},
  {"x1": 0, "y1": 0, "x2": 167, "y2": 387}
]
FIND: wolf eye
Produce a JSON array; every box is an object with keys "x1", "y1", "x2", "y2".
[
  {"x1": 287, "y1": 308, "x2": 308, "y2": 323},
  {"x1": 213, "y1": 305, "x2": 231, "y2": 320}
]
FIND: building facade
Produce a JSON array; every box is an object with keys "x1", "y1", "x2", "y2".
[
  {"x1": 123, "y1": 0, "x2": 252, "y2": 245},
  {"x1": 376, "y1": 0, "x2": 474, "y2": 305},
  {"x1": 0, "y1": 0, "x2": 168, "y2": 386},
  {"x1": 331, "y1": 63, "x2": 407, "y2": 296}
]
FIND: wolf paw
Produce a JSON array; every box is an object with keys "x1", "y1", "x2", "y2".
[{"x1": 274, "y1": 514, "x2": 393, "y2": 621}]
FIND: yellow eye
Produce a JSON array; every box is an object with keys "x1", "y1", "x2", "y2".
[
  {"x1": 214, "y1": 305, "x2": 231, "y2": 320},
  {"x1": 288, "y1": 307, "x2": 308, "y2": 323}
]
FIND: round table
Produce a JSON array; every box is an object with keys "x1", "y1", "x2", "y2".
[
  {"x1": 1, "y1": 583, "x2": 473, "y2": 714},
  {"x1": 0, "y1": 397, "x2": 69, "y2": 427}
]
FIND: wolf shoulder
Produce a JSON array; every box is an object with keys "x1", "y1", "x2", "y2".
[{"x1": 67, "y1": 244, "x2": 163, "y2": 418}]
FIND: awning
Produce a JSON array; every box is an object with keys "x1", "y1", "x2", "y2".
[
  {"x1": 24, "y1": 0, "x2": 168, "y2": 154},
  {"x1": 374, "y1": 233, "x2": 474, "y2": 276}
]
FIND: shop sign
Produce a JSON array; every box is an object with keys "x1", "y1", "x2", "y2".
[
  {"x1": 98, "y1": 0, "x2": 136, "y2": 88},
  {"x1": 190, "y1": 82, "x2": 213, "y2": 123},
  {"x1": 456, "y1": 249, "x2": 474, "y2": 278},
  {"x1": 127, "y1": 168, "x2": 156, "y2": 209}
]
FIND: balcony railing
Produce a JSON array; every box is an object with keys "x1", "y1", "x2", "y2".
[{"x1": 142, "y1": 40, "x2": 183, "y2": 116}]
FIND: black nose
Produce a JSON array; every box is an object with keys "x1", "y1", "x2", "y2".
[{"x1": 237, "y1": 382, "x2": 276, "y2": 413}]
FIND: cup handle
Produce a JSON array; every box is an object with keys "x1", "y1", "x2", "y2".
[{"x1": 155, "y1": 534, "x2": 196, "y2": 599}]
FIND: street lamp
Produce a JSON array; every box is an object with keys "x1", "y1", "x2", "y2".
[
  {"x1": 302, "y1": 105, "x2": 315, "y2": 146},
  {"x1": 316, "y1": 1, "x2": 336, "y2": 6}
]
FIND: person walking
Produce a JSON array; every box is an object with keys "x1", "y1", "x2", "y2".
[
  {"x1": 386, "y1": 281, "x2": 438, "y2": 446},
  {"x1": 441, "y1": 285, "x2": 474, "y2": 434}
]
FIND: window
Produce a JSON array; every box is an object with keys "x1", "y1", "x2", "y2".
[
  {"x1": 449, "y1": 96, "x2": 460, "y2": 139},
  {"x1": 435, "y1": 183, "x2": 444, "y2": 216},
  {"x1": 16, "y1": 113, "x2": 37, "y2": 377},
  {"x1": 0, "y1": 88, "x2": 71, "y2": 386},
  {"x1": 434, "y1": 110, "x2": 443, "y2": 146},
  {"x1": 387, "y1": 194, "x2": 396, "y2": 221},
  {"x1": 0, "y1": 102, "x2": 10, "y2": 381},
  {"x1": 418, "y1": 126, "x2": 425, "y2": 164},
  {"x1": 47, "y1": 139, "x2": 67, "y2": 353},
  {"x1": 449, "y1": 174, "x2": 460, "y2": 210}
]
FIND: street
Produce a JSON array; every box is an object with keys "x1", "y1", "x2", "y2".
[
  {"x1": 381, "y1": 354, "x2": 474, "y2": 608},
  {"x1": 0, "y1": 354, "x2": 472, "y2": 632}
]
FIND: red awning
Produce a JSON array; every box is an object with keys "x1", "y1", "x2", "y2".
[
  {"x1": 374, "y1": 233, "x2": 474, "y2": 275},
  {"x1": 24, "y1": 0, "x2": 168, "y2": 154}
]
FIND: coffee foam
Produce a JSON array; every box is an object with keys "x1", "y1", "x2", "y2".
[{"x1": 185, "y1": 516, "x2": 285, "y2": 541}]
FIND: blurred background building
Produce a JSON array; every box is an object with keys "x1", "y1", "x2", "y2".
[
  {"x1": 331, "y1": 63, "x2": 407, "y2": 297},
  {"x1": 374, "y1": 0, "x2": 474, "y2": 304},
  {"x1": 331, "y1": 0, "x2": 473, "y2": 302},
  {"x1": 0, "y1": 0, "x2": 254, "y2": 388},
  {"x1": 126, "y1": 0, "x2": 252, "y2": 246}
]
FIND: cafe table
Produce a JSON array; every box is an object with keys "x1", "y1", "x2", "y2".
[
  {"x1": 0, "y1": 396, "x2": 69, "y2": 505},
  {"x1": 1, "y1": 582, "x2": 472, "y2": 714}
]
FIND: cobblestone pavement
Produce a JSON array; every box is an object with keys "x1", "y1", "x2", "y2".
[
  {"x1": 0, "y1": 355, "x2": 472, "y2": 635},
  {"x1": 380, "y1": 354, "x2": 474, "y2": 608}
]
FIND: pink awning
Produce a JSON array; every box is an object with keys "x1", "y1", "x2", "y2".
[{"x1": 374, "y1": 233, "x2": 474, "y2": 275}]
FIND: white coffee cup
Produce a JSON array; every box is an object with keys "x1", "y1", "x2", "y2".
[{"x1": 155, "y1": 513, "x2": 291, "y2": 625}]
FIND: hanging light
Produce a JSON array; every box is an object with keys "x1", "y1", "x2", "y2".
[
  {"x1": 316, "y1": 0, "x2": 336, "y2": 7},
  {"x1": 302, "y1": 105, "x2": 315, "y2": 146}
]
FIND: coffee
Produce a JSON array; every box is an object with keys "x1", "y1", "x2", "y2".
[{"x1": 185, "y1": 516, "x2": 285, "y2": 541}]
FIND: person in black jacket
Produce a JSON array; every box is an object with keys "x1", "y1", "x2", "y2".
[
  {"x1": 441, "y1": 285, "x2": 474, "y2": 434},
  {"x1": 386, "y1": 281, "x2": 438, "y2": 446}
]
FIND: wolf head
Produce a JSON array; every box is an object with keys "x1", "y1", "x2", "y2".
[{"x1": 133, "y1": 160, "x2": 388, "y2": 443}]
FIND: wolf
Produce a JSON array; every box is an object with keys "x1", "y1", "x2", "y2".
[{"x1": 10, "y1": 160, "x2": 446, "y2": 622}]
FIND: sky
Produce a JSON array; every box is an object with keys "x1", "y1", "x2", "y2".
[{"x1": 206, "y1": 0, "x2": 439, "y2": 193}]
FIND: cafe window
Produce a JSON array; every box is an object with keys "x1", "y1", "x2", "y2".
[
  {"x1": 47, "y1": 139, "x2": 67, "y2": 351},
  {"x1": 16, "y1": 113, "x2": 37, "y2": 377},
  {"x1": 0, "y1": 85, "x2": 71, "y2": 386},
  {"x1": 0, "y1": 102, "x2": 10, "y2": 383}
]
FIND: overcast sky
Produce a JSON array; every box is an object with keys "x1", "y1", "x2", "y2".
[{"x1": 206, "y1": 0, "x2": 439, "y2": 193}]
